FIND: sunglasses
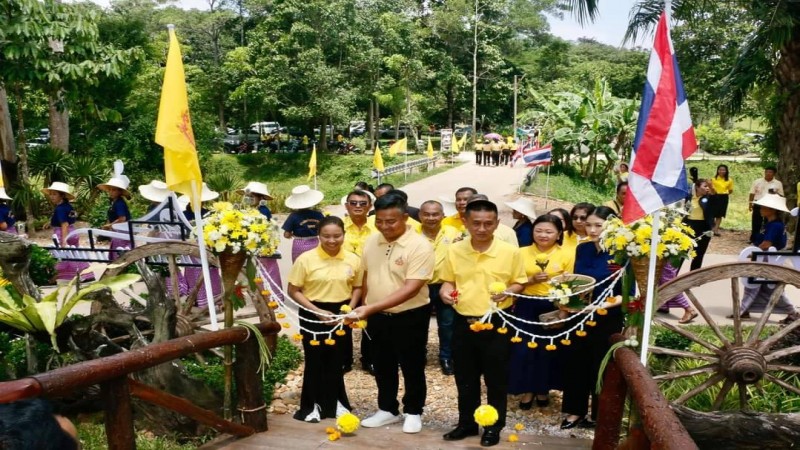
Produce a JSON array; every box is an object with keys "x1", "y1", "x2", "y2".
[
  {"x1": 348, "y1": 201, "x2": 369, "y2": 207},
  {"x1": 572, "y1": 215, "x2": 587, "y2": 221}
]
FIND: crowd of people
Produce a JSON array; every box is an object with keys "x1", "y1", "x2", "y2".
[{"x1": 0, "y1": 159, "x2": 798, "y2": 447}]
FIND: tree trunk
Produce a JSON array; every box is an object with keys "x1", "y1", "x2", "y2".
[
  {"x1": 446, "y1": 83, "x2": 454, "y2": 129},
  {"x1": 367, "y1": 97, "x2": 374, "y2": 150},
  {"x1": 13, "y1": 85, "x2": 33, "y2": 224},
  {"x1": 673, "y1": 404, "x2": 800, "y2": 449},
  {"x1": 217, "y1": 96, "x2": 226, "y2": 133},
  {"x1": 775, "y1": 31, "x2": 800, "y2": 211},
  {"x1": 0, "y1": 87, "x2": 15, "y2": 163},
  {"x1": 48, "y1": 93, "x2": 69, "y2": 153},
  {"x1": 319, "y1": 118, "x2": 328, "y2": 151},
  {"x1": 471, "y1": 0, "x2": 478, "y2": 147}
]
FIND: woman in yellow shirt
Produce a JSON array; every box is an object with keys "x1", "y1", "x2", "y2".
[
  {"x1": 684, "y1": 173, "x2": 713, "y2": 271},
  {"x1": 709, "y1": 164, "x2": 733, "y2": 236},
  {"x1": 509, "y1": 214, "x2": 575, "y2": 410},
  {"x1": 548, "y1": 207, "x2": 578, "y2": 255},
  {"x1": 287, "y1": 216, "x2": 364, "y2": 423}
]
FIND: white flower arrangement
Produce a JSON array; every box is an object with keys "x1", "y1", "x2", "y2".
[{"x1": 200, "y1": 202, "x2": 281, "y2": 256}]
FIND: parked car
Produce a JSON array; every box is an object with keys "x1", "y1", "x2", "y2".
[
  {"x1": 223, "y1": 130, "x2": 260, "y2": 153},
  {"x1": 251, "y1": 121, "x2": 281, "y2": 135},
  {"x1": 349, "y1": 120, "x2": 366, "y2": 137}
]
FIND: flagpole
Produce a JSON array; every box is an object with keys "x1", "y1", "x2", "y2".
[
  {"x1": 191, "y1": 180, "x2": 219, "y2": 330},
  {"x1": 314, "y1": 175, "x2": 317, "y2": 191},
  {"x1": 639, "y1": 209, "x2": 662, "y2": 365},
  {"x1": 544, "y1": 163, "x2": 551, "y2": 210}
]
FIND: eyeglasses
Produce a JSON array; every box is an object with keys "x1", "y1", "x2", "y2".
[
  {"x1": 348, "y1": 201, "x2": 369, "y2": 207},
  {"x1": 572, "y1": 215, "x2": 587, "y2": 221}
]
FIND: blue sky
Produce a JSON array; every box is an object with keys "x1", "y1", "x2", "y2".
[{"x1": 73, "y1": 0, "x2": 645, "y2": 48}]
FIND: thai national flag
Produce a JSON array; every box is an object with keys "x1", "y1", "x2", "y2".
[
  {"x1": 622, "y1": 12, "x2": 697, "y2": 224},
  {"x1": 514, "y1": 144, "x2": 552, "y2": 167}
]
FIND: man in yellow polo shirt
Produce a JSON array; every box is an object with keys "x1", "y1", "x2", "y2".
[
  {"x1": 341, "y1": 189, "x2": 377, "y2": 374},
  {"x1": 418, "y1": 200, "x2": 461, "y2": 375},
  {"x1": 349, "y1": 193, "x2": 435, "y2": 434},
  {"x1": 439, "y1": 198, "x2": 526, "y2": 447},
  {"x1": 442, "y1": 187, "x2": 478, "y2": 233}
]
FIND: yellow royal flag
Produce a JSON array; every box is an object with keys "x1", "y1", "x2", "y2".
[
  {"x1": 451, "y1": 134, "x2": 460, "y2": 154},
  {"x1": 307, "y1": 144, "x2": 317, "y2": 181},
  {"x1": 373, "y1": 144, "x2": 385, "y2": 172},
  {"x1": 458, "y1": 132, "x2": 468, "y2": 150},
  {"x1": 389, "y1": 137, "x2": 406, "y2": 157},
  {"x1": 155, "y1": 25, "x2": 203, "y2": 203},
  {"x1": 427, "y1": 136, "x2": 434, "y2": 158}
]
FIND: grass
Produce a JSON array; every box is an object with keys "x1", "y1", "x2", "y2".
[
  {"x1": 522, "y1": 159, "x2": 767, "y2": 230},
  {"x1": 78, "y1": 422, "x2": 206, "y2": 450},
  {"x1": 649, "y1": 325, "x2": 800, "y2": 413},
  {"x1": 206, "y1": 152, "x2": 463, "y2": 214}
]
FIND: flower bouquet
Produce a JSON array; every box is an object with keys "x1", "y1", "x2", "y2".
[
  {"x1": 600, "y1": 207, "x2": 696, "y2": 268},
  {"x1": 548, "y1": 274, "x2": 595, "y2": 313},
  {"x1": 203, "y1": 202, "x2": 281, "y2": 257}
]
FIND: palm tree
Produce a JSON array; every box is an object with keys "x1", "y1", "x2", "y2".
[{"x1": 566, "y1": 0, "x2": 799, "y2": 207}]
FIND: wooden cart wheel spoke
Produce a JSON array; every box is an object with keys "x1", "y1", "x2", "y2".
[
  {"x1": 684, "y1": 288, "x2": 732, "y2": 349},
  {"x1": 765, "y1": 363, "x2": 800, "y2": 373},
  {"x1": 711, "y1": 379, "x2": 735, "y2": 410},
  {"x1": 737, "y1": 382, "x2": 748, "y2": 410},
  {"x1": 757, "y1": 318, "x2": 800, "y2": 353},
  {"x1": 654, "y1": 318, "x2": 723, "y2": 354},
  {"x1": 653, "y1": 364, "x2": 718, "y2": 381},
  {"x1": 730, "y1": 277, "x2": 742, "y2": 346},
  {"x1": 764, "y1": 344, "x2": 800, "y2": 363},
  {"x1": 762, "y1": 373, "x2": 800, "y2": 397},
  {"x1": 167, "y1": 255, "x2": 181, "y2": 308},
  {"x1": 648, "y1": 346, "x2": 718, "y2": 362},
  {"x1": 746, "y1": 283, "x2": 788, "y2": 346},
  {"x1": 675, "y1": 373, "x2": 725, "y2": 405}
]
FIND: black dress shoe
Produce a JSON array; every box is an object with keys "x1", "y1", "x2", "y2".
[
  {"x1": 560, "y1": 417, "x2": 584, "y2": 429},
  {"x1": 441, "y1": 359, "x2": 454, "y2": 376},
  {"x1": 480, "y1": 429, "x2": 501, "y2": 447},
  {"x1": 519, "y1": 400, "x2": 533, "y2": 410},
  {"x1": 579, "y1": 418, "x2": 596, "y2": 429},
  {"x1": 362, "y1": 362, "x2": 376, "y2": 376},
  {"x1": 342, "y1": 364, "x2": 353, "y2": 374},
  {"x1": 443, "y1": 425, "x2": 479, "y2": 441}
]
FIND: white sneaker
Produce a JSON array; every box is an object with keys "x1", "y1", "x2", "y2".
[
  {"x1": 361, "y1": 410, "x2": 402, "y2": 428},
  {"x1": 336, "y1": 401, "x2": 350, "y2": 418},
  {"x1": 303, "y1": 404, "x2": 321, "y2": 423},
  {"x1": 402, "y1": 414, "x2": 422, "y2": 433}
]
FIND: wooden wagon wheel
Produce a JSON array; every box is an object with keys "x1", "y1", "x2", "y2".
[
  {"x1": 651, "y1": 261, "x2": 800, "y2": 411},
  {"x1": 95, "y1": 241, "x2": 275, "y2": 343}
]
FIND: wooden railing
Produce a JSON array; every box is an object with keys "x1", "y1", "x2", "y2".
[
  {"x1": 593, "y1": 333, "x2": 698, "y2": 450},
  {"x1": 0, "y1": 321, "x2": 281, "y2": 450}
]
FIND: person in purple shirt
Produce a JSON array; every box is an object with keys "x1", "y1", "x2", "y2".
[
  {"x1": 43, "y1": 182, "x2": 90, "y2": 282},
  {"x1": 0, "y1": 187, "x2": 17, "y2": 234},
  {"x1": 98, "y1": 171, "x2": 132, "y2": 261}
]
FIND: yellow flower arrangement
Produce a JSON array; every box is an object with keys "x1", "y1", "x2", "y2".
[
  {"x1": 201, "y1": 202, "x2": 281, "y2": 256},
  {"x1": 527, "y1": 341, "x2": 538, "y2": 349},
  {"x1": 546, "y1": 344, "x2": 557, "y2": 351},
  {"x1": 340, "y1": 305, "x2": 352, "y2": 313},
  {"x1": 534, "y1": 253, "x2": 549, "y2": 272},
  {"x1": 473, "y1": 405, "x2": 499, "y2": 427},
  {"x1": 488, "y1": 282, "x2": 507, "y2": 295},
  {"x1": 576, "y1": 330, "x2": 587, "y2": 337},
  {"x1": 336, "y1": 412, "x2": 360, "y2": 434},
  {"x1": 586, "y1": 320, "x2": 597, "y2": 327},
  {"x1": 560, "y1": 339, "x2": 571, "y2": 346},
  {"x1": 509, "y1": 434, "x2": 519, "y2": 442},
  {"x1": 497, "y1": 327, "x2": 508, "y2": 335},
  {"x1": 510, "y1": 336, "x2": 522, "y2": 343},
  {"x1": 596, "y1": 308, "x2": 608, "y2": 316},
  {"x1": 470, "y1": 322, "x2": 485, "y2": 332},
  {"x1": 483, "y1": 323, "x2": 494, "y2": 330},
  {"x1": 310, "y1": 339, "x2": 320, "y2": 346},
  {"x1": 600, "y1": 207, "x2": 696, "y2": 266},
  {"x1": 335, "y1": 329, "x2": 346, "y2": 336},
  {"x1": 324, "y1": 338, "x2": 336, "y2": 346},
  {"x1": 514, "y1": 423, "x2": 524, "y2": 431}
]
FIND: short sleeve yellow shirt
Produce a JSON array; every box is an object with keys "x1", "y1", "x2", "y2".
[
  {"x1": 287, "y1": 246, "x2": 363, "y2": 302},
  {"x1": 418, "y1": 225, "x2": 461, "y2": 284},
  {"x1": 441, "y1": 213, "x2": 466, "y2": 233},
  {"x1": 342, "y1": 216, "x2": 377, "y2": 256},
  {"x1": 711, "y1": 176, "x2": 733, "y2": 195},
  {"x1": 440, "y1": 238, "x2": 528, "y2": 316},
  {"x1": 362, "y1": 226, "x2": 435, "y2": 313},
  {"x1": 520, "y1": 245, "x2": 575, "y2": 296}
]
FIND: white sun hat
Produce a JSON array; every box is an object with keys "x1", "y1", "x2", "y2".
[
  {"x1": 138, "y1": 180, "x2": 170, "y2": 202},
  {"x1": 437, "y1": 196, "x2": 458, "y2": 217},
  {"x1": 178, "y1": 182, "x2": 220, "y2": 204},
  {"x1": 97, "y1": 160, "x2": 132, "y2": 198},
  {"x1": 285, "y1": 185, "x2": 324, "y2": 210},
  {"x1": 238, "y1": 181, "x2": 273, "y2": 200},
  {"x1": 504, "y1": 197, "x2": 538, "y2": 219},
  {"x1": 0, "y1": 187, "x2": 11, "y2": 201},
  {"x1": 754, "y1": 193, "x2": 790, "y2": 213},
  {"x1": 42, "y1": 181, "x2": 75, "y2": 200}
]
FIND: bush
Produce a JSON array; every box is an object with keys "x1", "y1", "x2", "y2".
[
  {"x1": 29, "y1": 244, "x2": 57, "y2": 286},
  {"x1": 0, "y1": 331, "x2": 56, "y2": 380},
  {"x1": 183, "y1": 335, "x2": 303, "y2": 401},
  {"x1": 695, "y1": 123, "x2": 753, "y2": 155}
]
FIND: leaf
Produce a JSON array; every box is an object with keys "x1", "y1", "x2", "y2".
[
  {"x1": 94, "y1": 274, "x2": 141, "y2": 292},
  {"x1": 34, "y1": 302, "x2": 59, "y2": 351},
  {"x1": 20, "y1": 295, "x2": 46, "y2": 331},
  {"x1": 55, "y1": 274, "x2": 141, "y2": 325},
  {"x1": 0, "y1": 310, "x2": 35, "y2": 333},
  {"x1": 246, "y1": 258, "x2": 258, "y2": 292}
]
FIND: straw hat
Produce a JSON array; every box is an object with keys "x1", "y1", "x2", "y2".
[
  {"x1": 97, "y1": 160, "x2": 131, "y2": 198},
  {"x1": 178, "y1": 182, "x2": 220, "y2": 204},
  {"x1": 238, "y1": 181, "x2": 273, "y2": 200},
  {"x1": 0, "y1": 187, "x2": 11, "y2": 201},
  {"x1": 285, "y1": 185, "x2": 324, "y2": 210},
  {"x1": 504, "y1": 197, "x2": 537, "y2": 219},
  {"x1": 754, "y1": 193, "x2": 790, "y2": 213},
  {"x1": 437, "y1": 196, "x2": 457, "y2": 217},
  {"x1": 42, "y1": 181, "x2": 75, "y2": 200},
  {"x1": 138, "y1": 180, "x2": 170, "y2": 202}
]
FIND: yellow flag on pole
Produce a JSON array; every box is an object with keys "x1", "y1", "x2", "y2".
[
  {"x1": 426, "y1": 136, "x2": 434, "y2": 158},
  {"x1": 307, "y1": 144, "x2": 317, "y2": 181},
  {"x1": 458, "y1": 132, "x2": 468, "y2": 150},
  {"x1": 389, "y1": 138, "x2": 407, "y2": 157},
  {"x1": 452, "y1": 134, "x2": 460, "y2": 154},
  {"x1": 373, "y1": 144, "x2": 385, "y2": 172},
  {"x1": 155, "y1": 25, "x2": 203, "y2": 204}
]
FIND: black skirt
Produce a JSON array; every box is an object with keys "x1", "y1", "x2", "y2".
[{"x1": 709, "y1": 194, "x2": 729, "y2": 218}]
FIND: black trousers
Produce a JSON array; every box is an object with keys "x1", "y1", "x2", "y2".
[
  {"x1": 685, "y1": 219, "x2": 711, "y2": 270},
  {"x1": 561, "y1": 310, "x2": 623, "y2": 420},
  {"x1": 750, "y1": 204, "x2": 763, "y2": 244},
  {"x1": 453, "y1": 313, "x2": 511, "y2": 431},
  {"x1": 370, "y1": 304, "x2": 431, "y2": 415}
]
